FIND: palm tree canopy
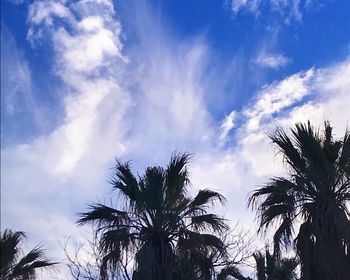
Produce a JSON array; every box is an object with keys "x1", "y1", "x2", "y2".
[
  {"x1": 78, "y1": 152, "x2": 229, "y2": 280},
  {"x1": 0, "y1": 229, "x2": 55, "y2": 280},
  {"x1": 248, "y1": 121, "x2": 350, "y2": 280}
]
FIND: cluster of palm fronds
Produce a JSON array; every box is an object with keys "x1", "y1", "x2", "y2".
[
  {"x1": 0, "y1": 230, "x2": 55, "y2": 280},
  {"x1": 77, "y1": 153, "x2": 231, "y2": 280},
  {"x1": 1, "y1": 121, "x2": 349, "y2": 280}
]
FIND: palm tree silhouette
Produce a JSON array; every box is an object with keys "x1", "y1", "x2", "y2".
[
  {"x1": 249, "y1": 121, "x2": 350, "y2": 280},
  {"x1": 78, "y1": 153, "x2": 228, "y2": 280},
  {"x1": 252, "y1": 249, "x2": 298, "y2": 280},
  {"x1": 217, "y1": 248, "x2": 298, "y2": 280},
  {"x1": 0, "y1": 229, "x2": 56, "y2": 280}
]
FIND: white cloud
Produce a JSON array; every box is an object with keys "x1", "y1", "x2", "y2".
[
  {"x1": 231, "y1": 0, "x2": 260, "y2": 14},
  {"x1": 28, "y1": 0, "x2": 71, "y2": 25},
  {"x1": 234, "y1": 58, "x2": 350, "y2": 178},
  {"x1": 232, "y1": 0, "x2": 310, "y2": 23},
  {"x1": 54, "y1": 20, "x2": 122, "y2": 74},
  {"x1": 270, "y1": 0, "x2": 303, "y2": 22},
  {"x1": 244, "y1": 68, "x2": 314, "y2": 131},
  {"x1": 1, "y1": 26, "x2": 33, "y2": 116},
  {"x1": 254, "y1": 52, "x2": 291, "y2": 69},
  {"x1": 276, "y1": 59, "x2": 350, "y2": 134},
  {"x1": 218, "y1": 110, "x2": 237, "y2": 145},
  {"x1": 27, "y1": 0, "x2": 73, "y2": 42},
  {"x1": 24, "y1": 0, "x2": 128, "y2": 176}
]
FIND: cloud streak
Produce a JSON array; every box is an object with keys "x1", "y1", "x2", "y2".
[
  {"x1": 231, "y1": 0, "x2": 312, "y2": 23},
  {"x1": 253, "y1": 52, "x2": 291, "y2": 69}
]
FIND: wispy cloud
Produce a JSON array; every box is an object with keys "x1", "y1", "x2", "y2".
[
  {"x1": 218, "y1": 110, "x2": 237, "y2": 145},
  {"x1": 231, "y1": 0, "x2": 260, "y2": 15},
  {"x1": 244, "y1": 68, "x2": 314, "y2": 131},
  {"x1": 253, "y1": 52, "x2": 291, "y2": 69},
  {"x1": 24, "y1": 0, "x2": 128, "y2": 175},
  {"x1": 231, "y1": 0, "x2": 312, "y2": 23},
  {"x1": 1, "y1": 26, "x2": 32, "y2": 116}
]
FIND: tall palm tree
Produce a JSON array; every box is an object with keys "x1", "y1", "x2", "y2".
[
  {"x1": 248, "y1": 121, "x2": 350, "y2": 280},
  {"x1": 0, "y1": 229, "x2": 55, "y2": 280},
  {"x1": 78, "y1": 153, "x2": 228, "y2": 280}
]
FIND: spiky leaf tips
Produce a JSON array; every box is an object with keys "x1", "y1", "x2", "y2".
[
  {"x1": 0, "y1": 229, "x2": 56, "y2": 280},
  {"x1": 78, "y1": 152, "x2": 229, "y2": 280},
  {"x1": 249, "y1": 122, "x2": 350, "y2": 280}
]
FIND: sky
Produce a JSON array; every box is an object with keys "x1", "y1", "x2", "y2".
[{"x1": 1, "y1": 0, "x2": 350, "y2": 278}]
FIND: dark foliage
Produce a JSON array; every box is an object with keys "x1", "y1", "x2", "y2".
[
  {"x1": 78, "y1": 153, "x2": 229, "y2": 280},
  {"x1": 249, "y1": 122, "x2": 350, "y2": 280},
  {"x1": 0, "y1": 229, "x2": 55, "y2": 280}
]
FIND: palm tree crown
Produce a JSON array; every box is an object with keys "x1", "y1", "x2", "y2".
[
  {"x1": 78, "y1": 153, "x2": 229, "y2": 280},
  {"x1": 249, "y1": 122, "x2": 350, "y2": 280},
  {"x1": 0, "y1": 229, "x2": 55, "y2": 280}
]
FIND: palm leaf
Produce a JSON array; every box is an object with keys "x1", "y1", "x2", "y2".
[
  {"x1": 1, "y1": 229, "x2": 55, "y2": 280},
  {"x1": 191, "y1": 214, "x2": 228, "y2": 233},
  {"x1": 165, "y1": 152, "x2": 191, "y2": 207},
  {"x1": 77, "y1": 204, "x2": 129, "y2": 229},
  {"x1": 189, "y1": 189, "x2": 226, "y2": 215},
  {"x1": 0, "y1": 230, "x2": 26, "y2": 273},
  {"x1": 112, "y1": 161, "x2": 141, "y2": 208},
  {"x1": 217, "y1": 265, "x2": 250, "y2": 280}
]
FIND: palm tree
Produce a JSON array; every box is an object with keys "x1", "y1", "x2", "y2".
[
  {"x1": 248, "y1": 121, "x2": 350, "y2": 280},
  {"x1": 217, "y1": 246, "x2": 298, "y2": 280},
  {"x1": 252, "y1": 249, "x2": 298, "y2": 280},
  {"x1": 0, "y1": 229, "x2": 55, "y2": 280},
  {"x1": 78, "y1": 153, "x2": 228, "y2": 280}
]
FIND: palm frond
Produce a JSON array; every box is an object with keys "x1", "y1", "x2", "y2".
[
  {"x1": 273, "y1": 217, "x2": 293, "y2": 258},
  {"x1": 141, "y1": 166, "x2": 165, "y2": 210},
  {"x1": 165, "y1": 152, "x2": 191, "y2": 207},
  {"x1": 190, "y1": 214, "x2": 228, "y2": 233},
  {"x1": 0, "y1": 229, "x2": 26, "y2": 273},
  {"x1": 253, "y1": 251, "x2": 266, "y2": 280},
  {"x1": 100, "y1": 250, "x2": 122, "y2": 280},
  {"x1": 179, "y1": 230, "x2": 226, "y2": 254},
  {"x1": 270, "y1": 126, "x2": 306, "y2": 174},
  {"x1": 1, "y1": 230, "x2": 56, "y2": 280},
  {"x1": 112, "y1": 160, "x2": 141, "y2": 207},
  {"x1": 249, "y1": 178, "x2": 296, "y2": 236},
  {"x1": 77, "y1": 204, "x2": 129, "y2": 228},
  {"x1": 15, "y1": 247, "x2": 55, "y2": 268},
  {"x1": 100, "y1": 228, "x2": 136, "y2": 253},
  {"x1": 248, "y1": 178, "x2": 296, "y2": 209},
  {"x1": 292, "y1": 122, "x2": 330, "y2": 184},
  {"x1": 189, "y1": 189, "x2": 226, "y2": 214},
  {"x1": 338, "y1": 129, "x2": 350, "y2": 176},
  {"x1": 12, "y1": 247, "x2": 56, "y2": 279},
  {"x1": 217, "y1": 265, "x2": 249, "y2": 280}
]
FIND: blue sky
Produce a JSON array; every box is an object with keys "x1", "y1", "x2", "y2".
[{"x1": 1, "y1": 0, "x2": 350, "y2": 278}]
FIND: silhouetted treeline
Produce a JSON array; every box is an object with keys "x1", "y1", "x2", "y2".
[{"x1": 1, "y1": 121, "x2": 349, "y2": 280}]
